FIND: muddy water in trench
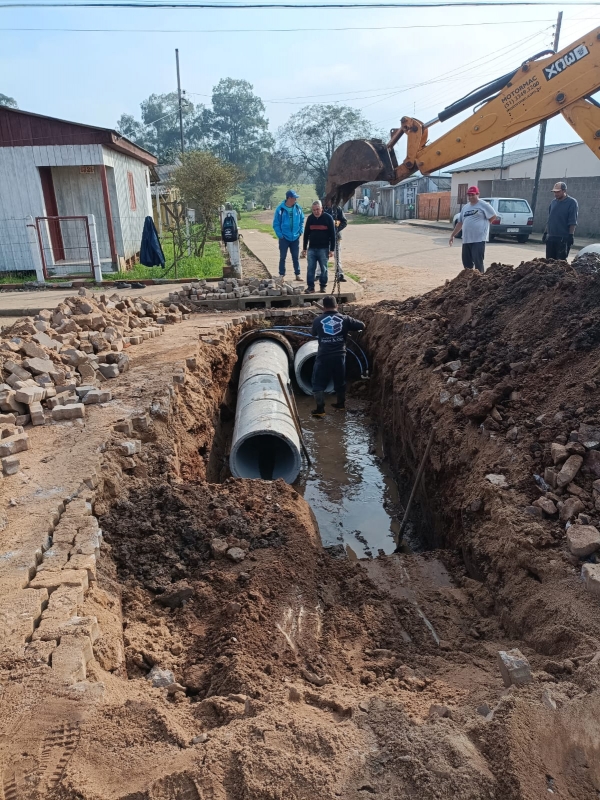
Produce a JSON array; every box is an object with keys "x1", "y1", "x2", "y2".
[{"x1": 293, "y1": 392, "x2": 403, "y2": 558}]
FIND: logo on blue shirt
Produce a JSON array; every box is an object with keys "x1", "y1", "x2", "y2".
[{"x1": 321, "y1": 315, "x2": 343, "y2": 336}]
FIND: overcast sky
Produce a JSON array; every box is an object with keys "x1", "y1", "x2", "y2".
[{"x1": 1, "y1": 0, "x2": 599, "y2": 168}]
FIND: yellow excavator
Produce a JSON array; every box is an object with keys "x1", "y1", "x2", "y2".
[{"x1": 325, "y1": 26, "x2": 600, "y2": 205}]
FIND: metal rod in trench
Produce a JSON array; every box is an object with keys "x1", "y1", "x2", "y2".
[
  {"x1": 395, "y1": 425, "x2": 436, "y2": 550},
  {"x1": 277, "y1": 373, "x2": 312, "y2": 468}
]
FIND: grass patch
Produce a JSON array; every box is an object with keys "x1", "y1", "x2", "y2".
[
  {"x1": 347, "y1": 213, "x2": 389, "y2": 225},
  {"x1": 110, "y1": 241, "x2": 224, "y2": 281},
  {"x1": 238, "y1": 212, "x2": 277, "y2": 238},
  {"x1": 346, "y1": 271, "x2": 360, "y2": 281}
]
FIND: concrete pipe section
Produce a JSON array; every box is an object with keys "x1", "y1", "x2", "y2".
[
  {"x1": 230, "y1": 339, "x2": 302, "y2": 483},
  {"x1": 294, "y1": 340, "x2": 334, "y2": 396}
]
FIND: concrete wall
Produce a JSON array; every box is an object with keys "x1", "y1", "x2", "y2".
[
  {"x1": 489, "y1": 177, "x2": 600, "y2": 237},
  {"x1": 508, "y1": 144, "x2": 600, "y2": 179}
]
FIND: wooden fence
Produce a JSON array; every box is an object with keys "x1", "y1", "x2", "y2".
[{"x1": 417, "y1": 192, "x2": 451, "y2": 222}]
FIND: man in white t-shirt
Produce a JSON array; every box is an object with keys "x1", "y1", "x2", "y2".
[{"x1": 449, "y1": 186, "x2": 498, "y2": 273}]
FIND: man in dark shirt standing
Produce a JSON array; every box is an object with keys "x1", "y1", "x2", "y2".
[
  {"x1": 544, "y1": 182, "x2": 578, "y2": 260},
  {"x1": 302, "y1": 201, "x2": 336, "y2": 293},
  {"x1": 310, "y1": 295, "x2": 365, "y2": 417}
]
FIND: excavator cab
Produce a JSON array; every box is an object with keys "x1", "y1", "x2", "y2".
[{"x1": 324, "y1": 138, "x2": 398, "y2": 206}]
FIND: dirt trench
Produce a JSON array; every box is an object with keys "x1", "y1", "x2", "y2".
[{"x1": 4, "y1": 272, "x2": 600, "y2": 800}]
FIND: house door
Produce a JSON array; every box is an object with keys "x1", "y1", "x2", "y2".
[{"x1": 38, "y1": 167, "x2": 65, "y2": 261}]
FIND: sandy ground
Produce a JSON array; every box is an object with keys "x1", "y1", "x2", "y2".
[
  {"x1": 341, "y1": 222, "x2": 548, "y2": 302},
  {"x1": 1, "y1": 244, "x2": 600, "y2": 797}
]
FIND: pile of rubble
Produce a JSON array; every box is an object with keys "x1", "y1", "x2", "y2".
[
  {"x1": 0, "y1": 290, "x2": 187, "y2": 476},
  {"x1": 168, "y1": 276, "x2": 305, "y2": 306}
]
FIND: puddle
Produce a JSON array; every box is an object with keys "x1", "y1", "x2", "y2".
[{"x1": 294, "y1": 393, "x2": 403, "y2": 558}]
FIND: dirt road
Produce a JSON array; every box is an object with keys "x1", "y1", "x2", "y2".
[{"x1": 342, "y1": 222, "x2": 547, "y2": 302}]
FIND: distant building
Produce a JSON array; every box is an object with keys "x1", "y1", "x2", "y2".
[
  {"x1": 447, "y1": 142, "x2": 600, "y2": 236},
  {"x1": 352, "y1": 172, "x2": 451, "y2": 219},
  {"x1": 0, "y1": 106, "x2": 157, "y2": 275}
]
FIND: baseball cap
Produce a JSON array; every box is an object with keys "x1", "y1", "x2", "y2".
[
  {"x1": 285, "y1": 190, "x2": 299, "y2": 199},
  {"x1": 467, "y1": 186, "x2": 480, "y2": 195},
  {"x1": 552, "y1": 182, "x2": 567, "y2": 191}
]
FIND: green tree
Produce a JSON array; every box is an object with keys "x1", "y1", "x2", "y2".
[
  {"x1": 117, "y1": 92, "x2": 208, "y2": 163},
  {"x1": 172, "y1": 150, "x2": 242, "y2": 255},
  {"x1": 278, "y1": 104, "x2": 373, "y2": 199},
  {"x1": 0, "y1": 94, "x2": 17, "y2": 108},
  {"x1": 245, "y1": 150, "x2": 299, "y2": 208},
  {"x1": 205, "y1": 79, "x2": 273, "y2": 177}
]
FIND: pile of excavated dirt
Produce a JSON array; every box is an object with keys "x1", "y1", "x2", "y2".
[
  {"x1": 361, "y1": 258, "x2": 600, "y2": 656},
  {"x1": 4, "y1": 263, "x2": 600, "y2": 799}
]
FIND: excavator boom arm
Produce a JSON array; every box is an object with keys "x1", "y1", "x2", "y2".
[{"x1": 326, "y1": 26, "x2": 600, "y2": 204}]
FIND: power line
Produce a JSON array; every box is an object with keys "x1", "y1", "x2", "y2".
[
  {"x1": 0, "y1": 17, "x2": 560, "y2": 32},
  {"x1": 1, "y1": 1, "x2": 599, "y2": 8}
]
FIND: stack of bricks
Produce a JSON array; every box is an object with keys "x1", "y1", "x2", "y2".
[
  {"x1": 169, "y1": 277, "x2": 305, "y2": 307},
  {"x1": 0, "y1": 289, "x2": 189, "y2": 477}
]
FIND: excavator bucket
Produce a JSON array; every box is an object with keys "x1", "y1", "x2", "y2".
[{"x1": 325, "y1": 138, "x2": 398, "y2": 206}]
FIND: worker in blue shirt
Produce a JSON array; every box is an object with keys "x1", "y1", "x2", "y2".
[{"x1": 273, "y1": 190, "x2": 304, "y2": 280}]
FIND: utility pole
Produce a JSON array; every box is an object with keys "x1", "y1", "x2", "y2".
[
  {"x1": 499, "y1": 141, "x2": 505, "y2": 180},
  {"x1": 530, "y1": 11, "x2": 563, "y2": 218},
  {"x1": 175, "y1": 48, "x2": 184, "y2": 155},
  {"x1": 175, "y1": 49, "x2": 191, "y2": 254}
]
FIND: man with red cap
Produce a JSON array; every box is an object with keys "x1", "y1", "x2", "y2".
[{"x1": 449, "y1": 186, "x2": 498, "y2": 273}]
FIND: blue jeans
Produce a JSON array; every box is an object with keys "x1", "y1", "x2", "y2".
[
  {"x1": 307, "y1": 248, "x2": 328, "y2": 290},
  {"x1": 278, "y1": 237, "x2": 300, "y2": 276}
]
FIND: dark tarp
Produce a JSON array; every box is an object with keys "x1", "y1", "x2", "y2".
[{"x1": 140, "y1": 215, "x2": 165, "y2": 268}]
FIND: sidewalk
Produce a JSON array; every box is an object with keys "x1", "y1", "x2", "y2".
[{"x1": 401, "y1": 218, "x2": 597, "y2": 250}]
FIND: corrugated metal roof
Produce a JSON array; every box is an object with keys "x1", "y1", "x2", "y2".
[
  {"x1": 0, "y1": 106, "x2": 158, "y2": 165},
  {"x1": 447, "y1": 142, "x2": 582, "y2": 173}
]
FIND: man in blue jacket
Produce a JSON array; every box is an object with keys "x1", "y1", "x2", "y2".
[{"x1": 273, "y1": 190, "x2": 304, "y2": 281}]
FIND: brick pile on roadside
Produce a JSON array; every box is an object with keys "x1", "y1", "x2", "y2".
[
  {"x1": 169, "y1": 276, "x2": 306, "y2": 307},
  {"x1": 0, "y1": 289, "x2": 187, "y2": 476}
]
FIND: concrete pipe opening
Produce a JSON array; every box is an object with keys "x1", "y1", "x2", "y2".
[
  {"x1": 294, "y1": 340, "x2": 334, "y2": 396},
  {"x1": 230, "y1": 339, "x2": 302, "y2": 484}
]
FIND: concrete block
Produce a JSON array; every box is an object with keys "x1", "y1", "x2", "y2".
[
  {"x1": 75, "y1": 384, "x2": 97, "y2": 398},
  {"x1": 498, "y1": 649, "x2": 532, "y2": 687},
  {"x1": 0, "y1": 413, "x2": 16, "y2": 425},
  {"x1": 118, "y1": 439, "x2": 141, "y2": 456},
  {"x1": 29, "y1": 568, "x2": 89, "y2": 594},
  {"x1": 71, "y1": 530, "x2": 101, "y2": 557},
  {"x1": 51, "y1": 637, "x2": 88, "y2": 682},
  {"x1": 567, "y1": 525, "x2": 600, "y2": 558},
  {"x1": 52, "y1": 403, "x2": 85, "y2": 421},
  {"x1": 114, "y1": 419, "x2": 133, "y2": 435},
  {"x1": 82, "y1": 389, "x2": 111, "y2": 405},
  {"x1": 67, "y1": 553, "x2": 97, "y2": 581},
  {"x1": 24, "y1": 639, "x2": 56, "y2": 664},
  {"x1": 29, "y1": 401, "x2": 45, "y2": 426},
  {"x1": 47, "y1": 584, "x2": 84, "y2": 613},
  {"x1": 23, "y1": 357, "x2": 60, "y2": 379},
  {"x1": 582, "y1": 563, "x2": 600, "y2": 596},
  {"x1": 2, "y1": 455, "x2": 20, "y2": 475},
  {"x1": 63, "y1": 499, "x2": 93, "y2": 518},
  {"x1": 15, "y1": 414, "x2": 30, "y2": 427},
  {"x1": 0, "y1": 433, "x2": 29, "y2": 458},
  {"x1": 0, "y1": 389, "x2": 27, "y2": 415},
  {"x1": 5, "y1": 361, "x2": 32, "y2": 380},
  {"x1": 173, "y1": 372, "x2": 186, "y2": 385},
  {"x1": 132, "y1": 414, "x2": 150, "y2": 432},
  {"x1": 21, "y1": 341, "x2": 48, "y2": 360},
  {"x1": 98, "y1": 363, "x2": 119, "y2": 379}
]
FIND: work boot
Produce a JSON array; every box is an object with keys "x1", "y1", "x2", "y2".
[
  {"x1": 306, "y1": 286, "x2": 315, "y2": 294},
  {"x1": 332, "y1": 392, "x2": 346, "y2": 411},
  {"x1": 312, "y1": 392, "x2": 326, "y2": 418},
  {"x1": 295, "y1": 274, "x2": 302, "y2": 281},
  {"x1": 338, "y1": 274, "x2": 347, "y2": 282},
  {"x1": 319, "y1": 285, "x2": 327, "y2": 293}
]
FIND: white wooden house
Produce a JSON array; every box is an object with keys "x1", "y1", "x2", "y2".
[{"x1": 0, "y1": 106, "x2": 157, "y2": 275}]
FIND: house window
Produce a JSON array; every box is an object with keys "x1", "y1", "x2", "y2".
[
  {"x1": 457, "y1": 183, "x2": 468, "y2": 205},
  {"x1": 127, "y1": 171, "x2": 137, "y2": 210}
]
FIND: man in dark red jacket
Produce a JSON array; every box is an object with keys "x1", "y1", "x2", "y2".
[{"x1": 301, "y1": 201, "x2": 336, "y2": 293}]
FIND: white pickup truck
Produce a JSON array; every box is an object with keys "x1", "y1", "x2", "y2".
[{"x1": 453, "y1": 197, "x2": 533, "y2": 243}]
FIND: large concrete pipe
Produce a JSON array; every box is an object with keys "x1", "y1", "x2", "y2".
[
  {"x1": 230, "y1": 339, "x2": 302, "y2": 483},
  {"x1": 294, "y1": 340, "x2": 334, "y2": 396}
]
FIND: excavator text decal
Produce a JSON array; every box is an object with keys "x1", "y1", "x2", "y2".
[
  {"x1": 500, "y1": 77, "x2": 541, "y2": 112},
  {"x1": 543, "y1": 44, "x2": 589, "y2": 81}
]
